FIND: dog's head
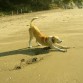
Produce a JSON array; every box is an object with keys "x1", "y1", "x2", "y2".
[{"x1": 48, "y1": 36, "x2": 62, "y2": 44}]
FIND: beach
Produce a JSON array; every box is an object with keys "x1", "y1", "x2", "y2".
[{"x1": 0, "y1": 9, "x2": 83, "y2": 83}]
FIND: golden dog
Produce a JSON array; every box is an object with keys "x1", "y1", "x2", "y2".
[{"x1": 28, "y1": 17, "x2": 69, "y2": 52}]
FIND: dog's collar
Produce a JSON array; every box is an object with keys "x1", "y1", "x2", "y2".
[
  {"x1": 44, "y1": 37, "x2": 48, "y2": 43},
  {"x1": 42, "y1": 37, "x2": 48, "y2": 44}
]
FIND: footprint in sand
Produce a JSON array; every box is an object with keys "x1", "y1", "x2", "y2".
[{"x1": 13, "y1": 57, "x2": 43, "y2": 70}]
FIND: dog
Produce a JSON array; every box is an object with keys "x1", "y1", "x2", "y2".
[{"x1": 28, "y1": 17, "x2": 69, "y2": 52}]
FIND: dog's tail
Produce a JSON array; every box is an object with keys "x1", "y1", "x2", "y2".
[{"x1": 30, "y1": 17, "x2": 38, "y2": 26}]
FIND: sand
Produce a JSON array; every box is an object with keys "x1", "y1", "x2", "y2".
[{"x1": 0, "y1": 9, "x2": 83, "y2": 83}]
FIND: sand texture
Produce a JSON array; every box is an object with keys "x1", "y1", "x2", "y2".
[{"x1": 0, "y1": 9, "x2": 83, "y2": 83}]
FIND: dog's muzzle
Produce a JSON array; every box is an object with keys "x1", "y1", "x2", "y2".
[{"x1": 58, "y1": 40, "x2": 62, "y2": 43}]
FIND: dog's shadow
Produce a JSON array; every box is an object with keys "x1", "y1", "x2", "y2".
[{"x1": 0, "y1": 47, "x2": 50, "y2": 57}]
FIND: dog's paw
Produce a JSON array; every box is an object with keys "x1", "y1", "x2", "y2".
[
  {"x1": 28, "y1": 46, "x2": 32, "y2": 48},
  {"x1": 37, "y1": 44, "x2": 41, "y2": 46},
  {"x1": 61, "y1": 49, "x2": 67, "y2": 52},
  {"x1": 60, "y1": 46, "x2": 70, "y2": 49}
]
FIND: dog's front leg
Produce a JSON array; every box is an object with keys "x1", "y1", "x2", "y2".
[
  {"x1": 36, "y1": 40, "x2": 41, "y2": 46},
  {"x1": 50, "y1": 44, "x2": 67, "y2": 52},
  {"x1": 55, "y1": 44, "x2": 70, "y2": 49}
]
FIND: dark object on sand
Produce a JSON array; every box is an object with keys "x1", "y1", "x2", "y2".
[
  {"x1": 21, "y1": 59, "x2": 25, "y2": 62},
  {"x1": 13, "y1": 57, "x2": 43, "y2": 70},
  {"x1": 26, "y1": 57, "x2": 43, "y2": 64},
  {"x1": 14, "y1": 65, "x2": 21, "y2": 70}
]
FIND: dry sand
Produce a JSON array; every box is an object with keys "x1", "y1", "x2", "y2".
[{"x1": 0, "y1": 9, "x2": 83, "y2": 83}]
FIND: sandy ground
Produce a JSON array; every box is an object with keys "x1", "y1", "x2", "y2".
[{"x1": 0, "y1": 9, "x2": 83, "y2": 83}]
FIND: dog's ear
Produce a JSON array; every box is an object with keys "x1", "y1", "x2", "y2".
[{"x1": 52, "y1": 36, "x2": 55, "y2": 43}]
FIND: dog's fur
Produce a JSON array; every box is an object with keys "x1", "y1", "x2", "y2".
[{"x1": 28, "y1": 17, "x2": 69, "y2": 52}]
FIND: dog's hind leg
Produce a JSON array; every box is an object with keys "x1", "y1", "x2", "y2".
[{"x1": 29, "y1": 29, "x2": 33, "y2": 48}]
